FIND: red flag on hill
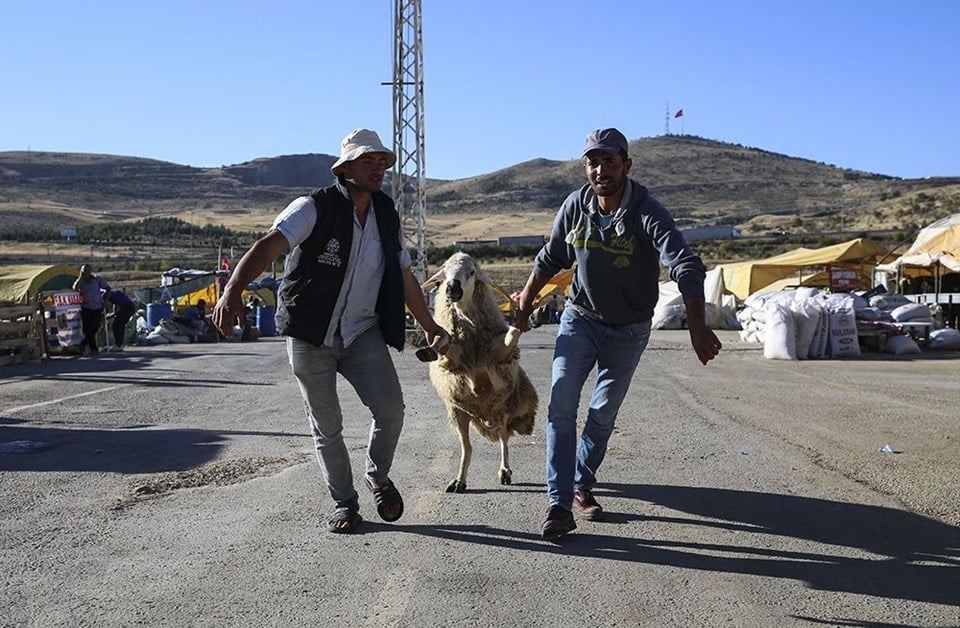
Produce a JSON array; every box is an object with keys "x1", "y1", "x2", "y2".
[{"x1": 675, "y1": 109, "x2": 684, "y2": 118}]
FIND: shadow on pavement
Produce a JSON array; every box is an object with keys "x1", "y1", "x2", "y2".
[
  {"x1": 377, "y1": 483, "x2": 959, "y2": 606},
  {"x1": 1, "y1": 347, "x2": 270, "y2": 388},
  {"x1": 0, "y1": 421, "x2": 306, "y2": 474}
]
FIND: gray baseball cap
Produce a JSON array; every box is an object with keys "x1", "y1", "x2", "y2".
[{"x1": 583, "y1": 128, "x2": 629, "y2": 157}]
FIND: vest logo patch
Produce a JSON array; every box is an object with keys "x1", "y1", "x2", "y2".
[{"x1": 317, "y1": 238, "x2": 343, "y2": 268}]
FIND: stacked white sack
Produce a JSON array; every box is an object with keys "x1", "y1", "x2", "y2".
[{"x1": 739, "y1": 289, "x2": 861, "y2": 360}]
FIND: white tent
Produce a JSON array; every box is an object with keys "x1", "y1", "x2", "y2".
[
  {"x1": 876, "y1": 214, "x2": 960, "y2": 277},
  {"x1": 652, "y1": 268, "x2": 739, "y2": 329}
]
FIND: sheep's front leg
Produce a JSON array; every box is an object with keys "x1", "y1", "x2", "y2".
[
  {"x1": 498, "y1": 424, "x2": 512, "y2": 485},
  {"x1": 489, "y1": 326, "x2": 521, "y2": 362},
  {"x1": 446, "y1": 411, "x2": 472, "y2": 493},
  {"x1": 504, "y1": 325, "x2": 521, "y2": 350}
]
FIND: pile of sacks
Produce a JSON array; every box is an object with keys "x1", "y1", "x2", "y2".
[
  {"x1": 860, "y1": 292, "x2": 960, "y2": 351},
  {"x1": 738, "y1": 288, "x2": 862, "y2": 360},
  {"x1": 136, "y1": 318, "x2": 196, "y2": 345},
  {"x1": 737, "y1": 287, "x2": 954, "y2": 359},
  {"x1": 864, "y1": 292, "x2": 932, "y2": 324}
]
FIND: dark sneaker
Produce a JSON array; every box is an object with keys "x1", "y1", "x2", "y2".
[
  {"x1": 573, "y1": 489, "x2": 603, "y2": 521},
  {"x1": 541, "y1": 504, "x2": 576, "y2": 543}
]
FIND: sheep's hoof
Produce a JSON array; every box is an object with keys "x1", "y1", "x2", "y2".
[
  {"x1": 446, "y1": 480, "x2": 467, "y2": 493},
  {"x1": 499, "y1": 469, "x2": 512, "y2": 485},
  {"x1": 415, "y1": 346, "x2": 438, "y2": 362}
]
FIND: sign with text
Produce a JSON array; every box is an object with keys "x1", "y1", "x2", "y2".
[
  {"x1": 830, "y1": 268, "x2": 857, "y2": 289},
  {"x1": 53, "y1": 291, "x2": 84, "y2": 347}
]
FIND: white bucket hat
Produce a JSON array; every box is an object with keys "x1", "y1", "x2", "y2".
[{"x1": 330, "y1": 128, "x2": 397, "y2": 175}]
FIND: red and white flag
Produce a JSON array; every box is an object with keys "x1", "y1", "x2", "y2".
[{"x1": 674, "y1": 109, "x2": 684, "y2": 118}]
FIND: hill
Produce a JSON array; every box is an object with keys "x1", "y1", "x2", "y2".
[
  {"x1": 426, "y1": 136, "x2": 960, "y2": 243},
  {"x1": 2, "y1": 136, "x2": 959, "y2": 249}
]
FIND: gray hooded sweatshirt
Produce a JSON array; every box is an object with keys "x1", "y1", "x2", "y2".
[{"x1": 533, "y1": 178, "x2": 706, "y2": 326}]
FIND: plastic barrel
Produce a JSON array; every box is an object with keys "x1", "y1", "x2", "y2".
[
  {"x1": 146, "y1": 302, "x2": 172, "y2": 327},
  {"x1": 256, "y1": 305, "x2": 276, "y2": 336}
]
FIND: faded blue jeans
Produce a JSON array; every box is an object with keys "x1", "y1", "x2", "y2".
[
  {"x1": 287, "y1": 326, "x2": 404, "y2": 512},
  {"x1": 546, "y1": 307, "x2": 652, "y2": 510}
]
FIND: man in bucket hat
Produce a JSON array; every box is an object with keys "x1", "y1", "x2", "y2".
[
  {"x1": 513, "y1": 127, "x2": 722, "y2": 542},
  {"x1": 330, "y1": 128, "x2": 395, "y2": 176},
  {"x1": 213, "y1": 128, "x2": 448, "y2": 534}
]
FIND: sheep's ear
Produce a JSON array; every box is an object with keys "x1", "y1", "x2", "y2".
[
  {"x1": 421, "y1": 268, "x2": 446, "y2": 292},
  {"x1": 478, "y1": 270, "x2": 494, "y2": 285}
]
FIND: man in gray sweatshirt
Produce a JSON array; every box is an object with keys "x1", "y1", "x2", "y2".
[{"x1": 514, "y1": 127, "x2": 722, "y2": 542}]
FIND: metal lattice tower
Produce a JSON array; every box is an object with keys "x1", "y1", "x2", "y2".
[{"x1": 390, "y1": 0, "x2": 427, "y2": 281}]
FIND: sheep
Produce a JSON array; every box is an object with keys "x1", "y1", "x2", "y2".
[{"x1": 422, "y1": 252, "x2": 538, "y2": 493}]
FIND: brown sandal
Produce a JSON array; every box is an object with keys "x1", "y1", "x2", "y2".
[
  {"x1": 326, "y1": 508, "x2": 362, "y2": 533},
  {"x1": 366, "y1": 478, "x2": 404, "y2": 522}
]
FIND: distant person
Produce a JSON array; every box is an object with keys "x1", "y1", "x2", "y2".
[
  {"x1": 242, "y1": 295, "x2": 262, "y2": 332},
  {"x1": 106, "y1": 289, "x2": 136, "y2": 352},
  {"x1": 135, "y1": 308, "x2": 150, "y2": 333},
  {"x1": 192, "y1": 299, "x2": 219, "y2": 342},
  {"x1": 72, "y1": 264, "x2": 111, "y2": 356},
  {"x1": 211, "y1": 128, "x2": 449, "y2": 534},
  {"x1": 178, "y1": 299, "x2": 209, "y2": 341},
  {"x1": 513, "y1": 128, "x2": 722, "y2": 542}
]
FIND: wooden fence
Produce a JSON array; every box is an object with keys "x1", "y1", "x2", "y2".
[{"x1": 0, "y1": 301, "x2": 42, "y2": 367}]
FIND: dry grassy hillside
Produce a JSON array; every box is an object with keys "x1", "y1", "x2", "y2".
[{"x1": 2, "y1": 136, "x2": 959, "y2": 264}]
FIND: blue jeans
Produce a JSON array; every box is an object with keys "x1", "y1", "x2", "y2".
[
  {"x1": 546, "y1": 308, "x2": 652, "y2": 510},
  {"x1": 287, "y1": 326, "x2": 404, "y2": 511}
]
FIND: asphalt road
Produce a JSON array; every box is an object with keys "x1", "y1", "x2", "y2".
[{"x1": 1, "y1": 329, "x2": 958, "y2": 627}]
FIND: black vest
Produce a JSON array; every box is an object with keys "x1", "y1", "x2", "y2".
[{"x1": 274, "y1": 182, "x2": 406, "y2": 351}]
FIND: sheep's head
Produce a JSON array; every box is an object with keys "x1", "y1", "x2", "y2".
[{"x1": 435, "y1": 252, "x2": 493, "y2": 315}]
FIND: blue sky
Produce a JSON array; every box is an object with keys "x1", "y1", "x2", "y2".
[{"x1": 2, "y1": 1, "x2": 958, "y2": 181}]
